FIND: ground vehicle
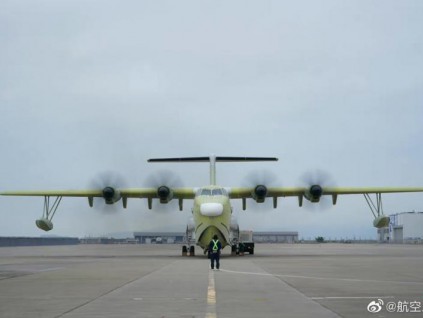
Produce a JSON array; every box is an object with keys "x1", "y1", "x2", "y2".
[{"x1": 238, "y1": 230, "x2": 254, "y2": 255}]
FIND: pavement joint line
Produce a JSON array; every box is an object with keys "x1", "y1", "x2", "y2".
[
  {"x1": 205, "y1": 269, "x2": 217, "y2": 318},
  {"x1": 219, "y1": 269, "x2": 423, "y2": 286},
  {"x1": 53, "y1": 275, "x2": 143, "y2": 318},
  {"x1": 53, "y1": 262, "x2": 177, "y2": 318}
]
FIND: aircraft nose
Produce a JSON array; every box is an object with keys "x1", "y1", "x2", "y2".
[{"x1": 200, "y1": 203, "x2": 223, "y2": 216}]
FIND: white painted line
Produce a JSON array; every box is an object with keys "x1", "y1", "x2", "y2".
[
  {"x1": 219, "y1": 269, "x2": 272, "y2": 277},
  {"x1": 311, "y1": 296, "x2": 395, "y2": 300},
  {"x1": 205, "y1": 270, "x2": 217, "y2": 318},
  {"x1": 37, "y1": 267, "x2": 64, "y2": 272}
]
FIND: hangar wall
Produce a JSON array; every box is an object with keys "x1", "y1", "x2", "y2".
[
  {"x1": 0, "y1": 237, "x2": 79, "y2": 247},
  {"x1": 379, "y1": 212, "x2": 423, "y2": 243}
]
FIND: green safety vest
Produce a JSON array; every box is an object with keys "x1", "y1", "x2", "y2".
[{"x1": 212, "y1": 239, "x2": 219, "y2": 251}]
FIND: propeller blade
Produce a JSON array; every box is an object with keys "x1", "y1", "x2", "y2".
[
  {"x1": 300, "y1": 169, "x2": 336, "y2": 210},
  {"x1": 243, "y1": 170, "x2": 279, "y2": 211},
  {"x1": 89, "y1": 171, "x2": 127, "y2": 213},
  {"x1": 143, "y1": 169, "x2": 184, "y2": 212},
  {"x1": 144, "y1": 169, "x2": 183, "y2": 188},
  {"x1": 243, "y1": 169, "x2": 278, "y2": 187}
]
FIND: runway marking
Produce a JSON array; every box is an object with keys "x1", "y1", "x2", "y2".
[
  {"x1": 311, "y1": 296, "x2": 395, "y2": 300},
  {"x1": 205, "y1": 270, "x2": 217, "y2": 318},
  {"x1": 37, "y1": 267, "x2": 64, "y2": 272},
  {"x1": 219, "y1": 269, "x2": 423, "y2": 286}
]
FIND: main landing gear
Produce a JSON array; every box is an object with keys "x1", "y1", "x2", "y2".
[{"x1": 182, "y1": 245, "x2": 195, "y2": 256}]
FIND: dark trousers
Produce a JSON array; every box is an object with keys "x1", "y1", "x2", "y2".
[{"x1": 210, "y1": 251, "x2": 220, "y2": 269}]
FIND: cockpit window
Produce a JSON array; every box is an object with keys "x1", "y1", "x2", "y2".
[
  {"x1": 212, "y1": 189, "x2": 223, "y2": 196},
  {"x1": 201, "y1": 189, "x2": 212, "y2": 196},
  {"x1": 198, "y1": 188, "x2": 227, "y2": 196}
]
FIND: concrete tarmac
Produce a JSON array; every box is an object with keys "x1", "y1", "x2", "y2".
[{"x1": 1, "y1": 243, "x2": 422, "y2": 318}]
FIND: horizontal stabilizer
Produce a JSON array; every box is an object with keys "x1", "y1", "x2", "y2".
[{"x1": 148, "y1": 156, "x2": 278, "y2": 162}]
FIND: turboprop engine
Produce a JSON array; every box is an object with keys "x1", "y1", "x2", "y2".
[
  {"x1": 252, "y1": 185, "x2": 267, "y2": 203},
  {"x1": 304, "y1": 185, "x2": 323, "y2": 203},
  {"x1": 157, "y1": 186, "x2": 173, "y2": 203},
  {"x1": 102, "y1": 187, "x2": 122, "y2": 204}
]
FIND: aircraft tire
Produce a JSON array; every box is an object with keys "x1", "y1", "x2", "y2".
[{"x1": 182, "y1": 245, "x2": 188, "y2": 256}]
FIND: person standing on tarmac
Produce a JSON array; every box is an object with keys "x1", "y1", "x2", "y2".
[{"x1": 209, "y1": 234, "x2": 222, "y2": 270}]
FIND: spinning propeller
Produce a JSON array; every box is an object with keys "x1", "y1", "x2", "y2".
[
  {"x1": 243, "y1": 170, "x2": 279, "y2": 208},
  {"x1": 89, "y1": 171, "x2": 127, "y2": 212},
  {"x1": 143, "y1": 169, "x2": 184, "y2": 210},
  {"x1": 300, "y1": 169, "x2": 336, "y2": 209}
]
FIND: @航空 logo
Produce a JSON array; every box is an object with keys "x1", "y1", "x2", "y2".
[{"x1": 367, "y1": 299, "x2": 384, "y2": 313}]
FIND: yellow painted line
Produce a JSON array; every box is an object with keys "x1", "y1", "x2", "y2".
[{"x1": 205, "y1": 270, "x2": 217, "y2": 318}]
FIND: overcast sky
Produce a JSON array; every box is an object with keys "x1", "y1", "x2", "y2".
[{"x1": 1, "y1": 0, "x2": 422, "y2": 239}]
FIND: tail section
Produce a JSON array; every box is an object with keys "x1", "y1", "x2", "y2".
[{"x1": 148, "y1": 155, "x2": 278, "y2": 185}]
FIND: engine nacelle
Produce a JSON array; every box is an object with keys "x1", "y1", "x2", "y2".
[
  {"x1": 304, "y1": 185, "x2": 323, "y2": 203},
  {"x1": 157, "y1": 186, "x2": 173, "y2": 203},
  {"x1": 102, "y1": 187, "x2": 121, "y2": 204},
  {"x1": 36, "y1": 218, "x2": 53, "y2": 231},
  {"x1": 373, "y1": 216, "x2": 390, "y2": 228},
  {"x1": 252, "y1": 185, "x2": 267, "y2": 203}
]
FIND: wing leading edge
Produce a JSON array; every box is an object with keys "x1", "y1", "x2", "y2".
[
  {"x1": 229, "y1": 186, "x2": 423, "y2": 209},
  {"x1": 0, "y1": 188, "x2": 196, "y2": 199},
  {"x1": 229, "y1": 186, "x2": 423, "y2": 198},
  {"x1": 3, "y1": 186, "x2": 423, "y2": 201}
]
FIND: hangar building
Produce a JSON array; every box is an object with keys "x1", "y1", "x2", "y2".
[
  {"x1": 133, "y1": 232, "x2": 185, "y2": 244},
  {"x1": 0, "y1": 237, "x2": 79, "y2": 247},
  {"x1": 378, "y1": 212, "x2": 423, "y2": 243},
  {"x1": 133, "y1": 231, "x2": 299, "y2": 244},
  {"x1": 252, "y1": 231, "x2": 298, "y2": 243}
]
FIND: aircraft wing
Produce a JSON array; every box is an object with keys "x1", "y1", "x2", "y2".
[
  {"x1": 229, "y1": 186, "x2": 423, "y2": 207},
  {"x1": 0, "y1": 187, "x2": 196, "y2": 212},
  {"x1": 0, "y1": 190, "x2": 106, "y2": 197},
  {"x1": 313, "y1": 187, "x2": 423, "y2": 195},
  {"x1": 230, "y1": 186, "x2": 423, "y2": 197},
  {"x1": 0, "y1": 188, "x2": 196, "y2": 199},
  {"x1": 0, "y1": 187, "x2": 196, "y2": 232}
]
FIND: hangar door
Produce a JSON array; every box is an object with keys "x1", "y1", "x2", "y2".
[{"x1": 393, "y1": 226, "x2": 403, "y2": 243}]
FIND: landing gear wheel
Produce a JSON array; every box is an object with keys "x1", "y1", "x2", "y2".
[
  {"x1": 189, "y1": 245, "x2": 195, "y2": 256},
  {"x1": 231, "y1": 245, "x2": 237, "y2": 256},
  {"x1": 182, "y1": 245, "x2": 188, "y2": 256}
]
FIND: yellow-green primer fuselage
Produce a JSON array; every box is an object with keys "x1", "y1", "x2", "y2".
[{"x1": 192, "y1": 186, "x2": 232, "y2": 250}]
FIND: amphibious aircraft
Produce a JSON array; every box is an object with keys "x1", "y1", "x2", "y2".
[{"x1": 2, "y1": 155, "x2": 423, "y2": 256}]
